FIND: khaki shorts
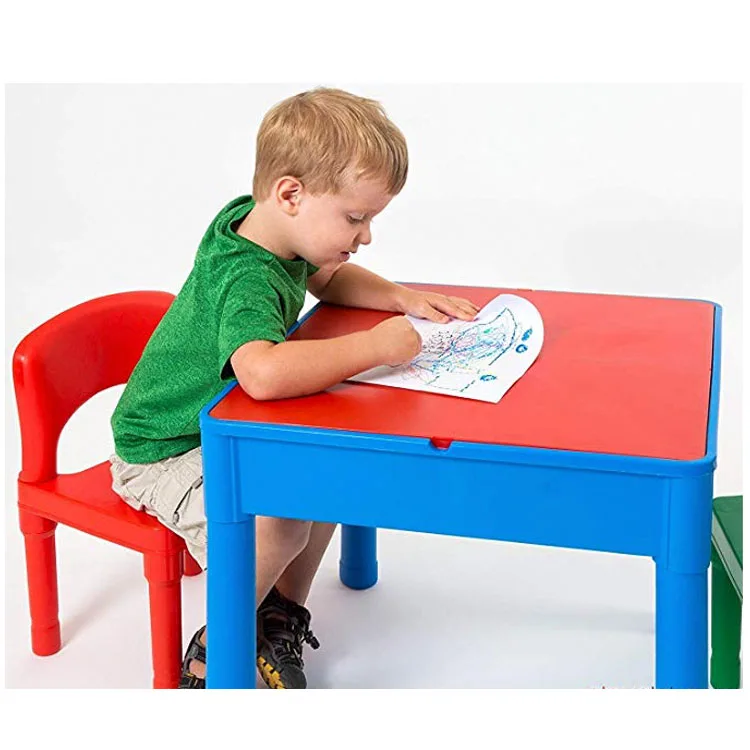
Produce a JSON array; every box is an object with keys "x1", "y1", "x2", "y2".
[{"x1": 109, "y1": 447, "x2": 207, "y2": 570}]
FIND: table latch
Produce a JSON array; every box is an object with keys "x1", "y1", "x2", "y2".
[{"x1": 429, "y1": 437, "x2": 453, "y2": 450}]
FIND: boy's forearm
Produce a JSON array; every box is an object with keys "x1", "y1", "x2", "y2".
[
  {"x1": 254, "y1": 330, "x2": 383, "y2": 400},
  {"x1": 319, "y1": 262, "x2": 406, "y2": 312},
  {"x1": 246, "y1": 264, "x2": 410, "y2": 400}
]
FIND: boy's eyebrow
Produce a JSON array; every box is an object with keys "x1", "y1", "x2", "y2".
[{"x1": 347, "y1": 207, "x2": 378, "y2": 218}]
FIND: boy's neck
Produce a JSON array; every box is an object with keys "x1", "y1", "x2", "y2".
[{"x1": 235, "y1": 202, "x2": 298, "y2": 261}]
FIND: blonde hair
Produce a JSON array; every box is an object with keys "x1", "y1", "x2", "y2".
[{"x1": 252, "y1": 87, "x2": 408, "y2": 200}]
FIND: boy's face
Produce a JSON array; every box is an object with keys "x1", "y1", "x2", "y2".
[{"x1": 290, "y1": 175, "x2": 394, "y2": 269}]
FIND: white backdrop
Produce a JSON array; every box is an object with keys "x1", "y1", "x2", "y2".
[{"x1": 5, "y1": 84, "x2": 742, "y2": 688}]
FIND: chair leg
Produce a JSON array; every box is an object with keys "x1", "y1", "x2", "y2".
[
  {"x1": 183, "y1": 549, "x2": 203, "y2": 577},
  {"x1": 710, "y1": 547, "x2": 742, "y2": 689},
  {"x1": 144, "y1": 552, "x2": 183, "y2": 689},
  {"x1": 19, "y1": 508, "x2": 62, "y2": 656}
]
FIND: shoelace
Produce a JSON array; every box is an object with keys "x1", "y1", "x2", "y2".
[
  {"x1": 263, "y1": 609, "x2": 320, "y2": 667},
  {"x1": 302, "y1": 627, "x2": 320, "y2": 650}
]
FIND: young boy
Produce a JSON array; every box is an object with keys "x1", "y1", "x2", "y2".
[{"x1": 109, "y1": 87, "x2": 480, "y2": 689}]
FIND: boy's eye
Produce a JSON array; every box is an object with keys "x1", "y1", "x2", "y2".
[{"x1": 347, "y1": 215, "x2": 365, "y2": 224}]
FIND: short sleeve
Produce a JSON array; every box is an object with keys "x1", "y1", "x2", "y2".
[{"x1": 218, "y1": 273, "x2": 286, "y2": 380}]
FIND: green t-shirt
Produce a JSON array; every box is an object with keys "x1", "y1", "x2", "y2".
[{"x1": 111, "y1": 195, "x2": 318, "y2": 464}]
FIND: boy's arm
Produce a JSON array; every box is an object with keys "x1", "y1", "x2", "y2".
[
  {"x1": 308, "y1": 262, "x2": 480, "y2": 323},
  {"x1": 230, "y1": 315, "x2": 421, "y2": 401},
  {"x1": 232, "y1": 263, "x2": 480, "y2": 401},
  {"x1": 308, "y1": 262, "x2": 404, "y2": 312}
]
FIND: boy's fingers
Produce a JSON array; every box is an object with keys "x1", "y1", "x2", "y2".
[
  {"x1": 453, "y1": 309, "x2": 476, "y2": 320},
  {"x1": 424, "y1": 303, "x2": 451, "y2": 323},
  {"x1": 451, "y1": 296, "x2": 481, "y2": 312},
  {"x1": 420, "y1": 295, "x2": 477, "y2": 322},
  {"x1": 444, "y1": 296, "x2": 479, "y2": 313},
  {"x1": 429, "y1": 298, "x2": 457, "y2": 314},
  {"x1": 441, "y1": 297, "x2": 477, "y2": 320}
]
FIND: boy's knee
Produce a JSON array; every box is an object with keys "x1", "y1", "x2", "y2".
[{"x1": 257, "y1": 516, "x2": 312, "y2": 558}]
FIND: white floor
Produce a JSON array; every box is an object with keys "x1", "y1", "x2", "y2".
[{"x1": 6, "y1": 514, "x2": 660, "y2": 689}]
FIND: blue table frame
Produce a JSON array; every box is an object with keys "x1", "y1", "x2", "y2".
[{"x1": 200, "y1": 298, "x2": 722, "y2": 689}]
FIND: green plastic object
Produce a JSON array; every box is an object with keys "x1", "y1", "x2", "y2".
[{"x1": 710, "y1": 495, "x2": 742, "y2": 689}]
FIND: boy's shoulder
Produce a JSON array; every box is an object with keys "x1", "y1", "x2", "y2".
[
  {"x1": 196, "y1": 194, "x2": 255, "y2": 257},
  {"x1": 194, "y1": 194, "x2": 318, "y2": 287}
]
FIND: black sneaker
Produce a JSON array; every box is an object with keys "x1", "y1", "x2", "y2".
[{"x1": 256, "y1": 586, "x2": 320, "y2": 689}]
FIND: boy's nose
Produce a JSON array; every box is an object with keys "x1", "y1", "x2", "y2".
[{"x1": 358, "y1": 227, "x2": 372, "y2": 245}]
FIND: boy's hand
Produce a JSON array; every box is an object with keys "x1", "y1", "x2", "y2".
[
  {"x1": 396, "y1": 289, "x2": 480, "y2": 324},
  {"x1": 370, "y1": 315, "x2": 423, "y2": 366}
]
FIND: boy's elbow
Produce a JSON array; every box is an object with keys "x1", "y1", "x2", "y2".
[
  {"x1": 245, "y1": 380, "x2": 277, "y2": 401},
  {"x1": 238, "y1": 367, "x2": 278, "y2": 401},
  {"x1": 232, "y1": 344, "x2": 279, "y2": 401}
]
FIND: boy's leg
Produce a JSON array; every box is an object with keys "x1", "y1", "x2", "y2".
[
  {"x1": 184, "y1": 520, "x2": 336, "y2": 687},
  {"x1": 182, "y1": 518, "x2": 334, "y2": 687},
  {"x1": 256, "y1": 516, "x2": 316, "y2": 603},
  {"x1": 112, "y1": 449, "x2": 317, "y2": 684},
  {"x1": 255, "y1": 522, "x2": 336, "y2": 689},
  {"x1": 275, "y1": 521, "x2": 337, "y2": 604},
  {"x1": 187, "y1": 516, "x2": 313, "y2": 681}
]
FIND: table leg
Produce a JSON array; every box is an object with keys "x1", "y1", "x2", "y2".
[
  {"x1": 203, "y1": 431, "x2": 256, "y2": 689},
  {"x1": 340, "y1": 525, "x2": 378, "y2": 590},
  {"x1": 206, "y1": 516, "x2": 256, "y2": 688},
  {"x1": 710, "y1": 546, "x2": 742, "y2": 689},
  {"x1": 655, "y1": 564, "x2": 708, "y2": 688},
  {"x1": 653, "y1": 476, "x2": 712, "y2": 689}
]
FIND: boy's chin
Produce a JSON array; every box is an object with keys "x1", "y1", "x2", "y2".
[{"x1": 322, "y1": 257, "x2": 347, "y2": 269}]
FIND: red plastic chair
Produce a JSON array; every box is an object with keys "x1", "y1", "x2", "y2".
[{"x1": 13, "y1": 291, "x2": 203, "y2": 689}]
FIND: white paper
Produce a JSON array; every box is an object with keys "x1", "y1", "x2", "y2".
[{"x1": 348, "y1": 294, "x2": 544, "y2": 402}]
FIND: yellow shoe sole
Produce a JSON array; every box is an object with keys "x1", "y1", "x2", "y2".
[{"x1": 257, "y1": 656, "x2": 287, "y2": 689}]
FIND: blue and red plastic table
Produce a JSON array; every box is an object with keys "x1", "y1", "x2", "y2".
[{"x1": 200, "y1": 283, "x2": 720, "y2": 688}]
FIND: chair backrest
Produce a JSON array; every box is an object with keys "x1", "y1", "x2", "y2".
[{"x1": 13, "y1": 291, "x2": 174, "y2": 484}]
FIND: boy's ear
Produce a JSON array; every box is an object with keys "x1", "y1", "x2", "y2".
[{"x1": 275, "y1": 176, "x2": 303, "y2": 215}]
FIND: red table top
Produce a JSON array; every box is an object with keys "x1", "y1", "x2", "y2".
[{"x1": 209, "y1": 284, "x2": 716, "y2": 461}]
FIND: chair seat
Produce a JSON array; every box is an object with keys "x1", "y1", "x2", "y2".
[
  {"x1": 18, "y1": 461, "x2": 185, "y2": 555},
  {"x1": 712, "y1": 495, "x2": 742, "y2": 599}
]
